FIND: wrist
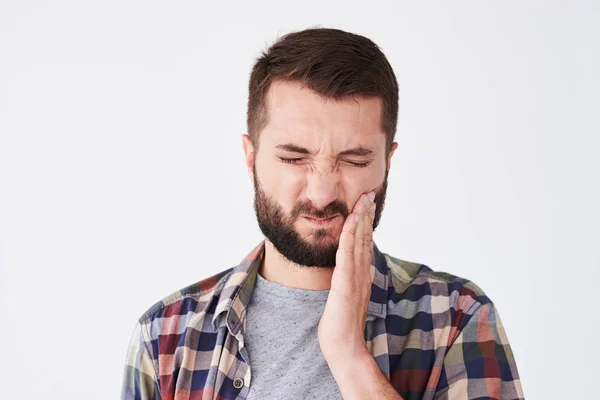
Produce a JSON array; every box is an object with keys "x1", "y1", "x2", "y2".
[{"x1": 326, "y1": 346, "x2": 373, "y2": 379}]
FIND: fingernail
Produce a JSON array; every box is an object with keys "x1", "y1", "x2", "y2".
[
  {"x1": 369, "y1": 192, "x2": 375, "y2": 202},
  {"x1": 363, "y1": 195, "x2": 370, "y2": 205}
]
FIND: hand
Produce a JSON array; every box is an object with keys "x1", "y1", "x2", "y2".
[{"x1": 318, "y1": 191, "x2": 376, "y2": 368}]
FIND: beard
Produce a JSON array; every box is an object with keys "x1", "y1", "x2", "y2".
[{"x1": 253, "y1": 167, "x2": 388, "y2": 268}]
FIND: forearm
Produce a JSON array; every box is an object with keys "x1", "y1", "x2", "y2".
[{"x1": 329, "y1": 350, "x2": 403, "y2": 400}]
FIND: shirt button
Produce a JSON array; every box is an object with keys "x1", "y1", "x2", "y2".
[{"x1": 233, "y1": 378, "x2": 244, "y2": 389}]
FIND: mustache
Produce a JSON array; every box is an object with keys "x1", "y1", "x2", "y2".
[{"x1": 290, "y1": 201, "x2": 349, "y2": 220}]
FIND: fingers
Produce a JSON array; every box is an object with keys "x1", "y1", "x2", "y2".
[
  {"x1": 355, "y1": 192, "x2": 375, "y2": 270},
  {"x1": 336, "y1": 191, "x2": 377, "y2": 271},
  {"x1": 336, "y1": 205, "x2": 359, "y2": 269}
]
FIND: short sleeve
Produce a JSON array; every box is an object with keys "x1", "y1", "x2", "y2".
[
  {"x1": 120, "y1": 321, "x2": 162, "y2": 400},
  {"x1": 434, "y1": 302, "x2": 525, "y2": 399}
]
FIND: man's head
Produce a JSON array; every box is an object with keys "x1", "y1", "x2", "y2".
[{"x1": 242, "y1": 28, "x2": 399, "y2": 268}]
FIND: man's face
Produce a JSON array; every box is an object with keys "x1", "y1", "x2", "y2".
[{"x1": 244, "y1": 80, "x2": 396, "y2": 268}]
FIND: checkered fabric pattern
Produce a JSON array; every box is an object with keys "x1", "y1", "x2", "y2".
[{"x1": 120, "y1": 241, "x2": 524, "y2": 399}]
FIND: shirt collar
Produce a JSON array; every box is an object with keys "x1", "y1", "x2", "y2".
[{"x1": 211, "y1": 240, "x2": 390, "y2": 335}]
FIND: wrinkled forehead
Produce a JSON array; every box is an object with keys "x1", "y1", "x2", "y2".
[{"x1": 260, "y1": 80, "x2": 386, "y2": 152}]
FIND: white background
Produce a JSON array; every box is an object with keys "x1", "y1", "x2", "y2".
[{"x1": 1, "y1": 1, "x2": 598, "y2": 399}]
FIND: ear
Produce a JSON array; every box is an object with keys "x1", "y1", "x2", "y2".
[
  {"x1": 387, "y1": 142, "x2": 398, "y2": 172},
  {"x1": 242, "y1": 134, "x2": 255, "y2": 183}
]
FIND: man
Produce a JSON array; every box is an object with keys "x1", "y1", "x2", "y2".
[{"x1": 120, "y1": 28, "x2": 524, "y2": 400}]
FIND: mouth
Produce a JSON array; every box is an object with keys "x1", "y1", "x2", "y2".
[{"x1": 302, "y1": 215, "x2": 340, "y2": 226}]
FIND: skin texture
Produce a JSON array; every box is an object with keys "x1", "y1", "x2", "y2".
[
  {"x1": 242, "y1": 80, "x2": 397, "y2": 289},
  {"x1": 242, "y1": 80, "x2": 402, "y2": 399},
  {"x1": 252, "y1": 163, "x2": 389, "y2": 269}
]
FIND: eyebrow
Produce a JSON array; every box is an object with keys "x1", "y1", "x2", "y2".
[{"x1": 275, "y1": 143, "x2": 374, "y2": 157}]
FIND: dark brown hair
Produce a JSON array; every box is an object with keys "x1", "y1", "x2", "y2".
[{"x1": 247, "y1": 27, "x2": 399, "y2": 154}]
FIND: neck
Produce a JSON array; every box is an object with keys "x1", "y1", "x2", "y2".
[{"x1": 259, "y1": 239, "x2": 334, "y2": 290}]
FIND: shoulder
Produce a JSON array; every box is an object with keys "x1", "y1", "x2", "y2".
[
  {"x1": 136, "y1": 267, "x2": 235, "y2": 329},
  {"x1": 381, "y1": 251, "x2": 493, "y2": 322}
]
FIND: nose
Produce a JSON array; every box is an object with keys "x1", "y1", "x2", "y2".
[{"x1": 304, "y1": 168, "x2": 340, "y2": 211}]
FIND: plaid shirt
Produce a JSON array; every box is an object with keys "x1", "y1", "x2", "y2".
[{"x1": 121, "y1": 241, "x2": 524, "y2": 400}]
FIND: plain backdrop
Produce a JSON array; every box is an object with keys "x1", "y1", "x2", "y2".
[{"x1": 1, "y1": 1, "x2": 598, "y2": 399}]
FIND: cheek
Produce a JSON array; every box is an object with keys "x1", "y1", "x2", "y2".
[
  {"x1": 260, "y1": 164, "x2": 305, "y2": 210},
  {"x1": 341, "y1": 165, "x2": 386, "y2": 207},
  {"x1": 276, "y1": 167, "x2": 304, "y2": 192},
  {"x1": 341, "y1": 169, "x2": 376, "y2": 193}
]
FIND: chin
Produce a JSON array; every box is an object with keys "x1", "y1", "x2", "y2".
[
  {"x1": 298, "y1": 226, "x2": 336, "y2": 239},
  {"x1": 308, "y1": 232, "x2": 340, "y2": 247}
]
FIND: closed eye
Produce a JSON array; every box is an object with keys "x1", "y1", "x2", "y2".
[
  {"x1": 345, "y1": 161, "x2": 370, "y2": 168},
  {"x1": 278, "y1": 157, "x2": 370, "y2": 168},
  {"x1": 278, "y1": 157, "x2": 304, "y2": 164}
]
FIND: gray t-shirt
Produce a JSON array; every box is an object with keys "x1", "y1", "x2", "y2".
[{"x1": 244, "y1": 272, "x2": 342, "y2": 399}]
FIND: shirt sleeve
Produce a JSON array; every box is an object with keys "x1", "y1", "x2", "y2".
[
  {"x1": 120, "y1": 321, "x2": 162, "y2": 400},
  {"x1": 434, "y1": 302, "x2": 525, "y2": 400}
]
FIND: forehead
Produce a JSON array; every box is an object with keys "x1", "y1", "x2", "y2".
[{"x1": 260, "y1": 80, "x2": 385, "y2": 149}]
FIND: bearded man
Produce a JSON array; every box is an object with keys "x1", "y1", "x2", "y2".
[{"x1": 121, "y1": 27, "x2": 524, "y2": 400}]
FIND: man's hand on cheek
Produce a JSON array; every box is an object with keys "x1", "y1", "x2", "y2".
[{"x1": 318, "y1": 190, "x2": 376, "y2": 368}]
